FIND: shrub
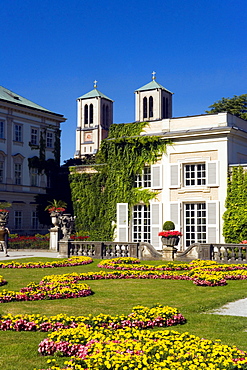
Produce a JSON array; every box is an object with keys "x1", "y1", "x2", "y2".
[{"x1": 163, "y1": 221, "x2": 175, "y2": 230}]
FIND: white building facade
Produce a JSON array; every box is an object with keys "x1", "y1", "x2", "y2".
[
  {"x1": 116, "y1": 76, "x2": 247, "y2": 251},
  {"x1": 0, "y1": 85, "x2": 66, "y2": 234}
]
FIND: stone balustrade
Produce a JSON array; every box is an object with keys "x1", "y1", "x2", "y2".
[
  {"x1": 176, "y1": 243, "x2": 247, "y2": 263},
  {"x1": 58, "y1": 240, "x2": 140, "y2": 259}
]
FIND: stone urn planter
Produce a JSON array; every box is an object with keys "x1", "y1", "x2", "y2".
[
  {"x1": 158, "y1": 228, "x2": 182, "y2": 261},
  {"x1": 50, "y1": 211, "x2": 60, "y2": 228},
  {"x1": 161, "y1": 236, "x2": 180, "y2": 246}
]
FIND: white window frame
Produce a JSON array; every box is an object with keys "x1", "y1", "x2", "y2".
[
  {"x1": 14, "y1": 210, "x2": 22, "y2": 229},
  {"x1": 46, "y1": 131, "x2": 53, "y2": 148},
  {"x1": 132, "y1": 204, "x2": 151, "y2": 243},
  {"x1": 183, "y1": 163, "x2": 206, "y2": 187},
  {"x1": 30, "y1": 168, "x2": 39, "y2": 187},
  {"x1": 183, "y1": 202, "x2": 207, "y2": 247},
  {"x1": 31, "y1": 127, "x2": 39, "y2": 145},
  {"x1": 14, "y1": 124, "x2": 22, "y2": 142},
  {"x1": 14, "y1": 163, "x2": 22, "y2": 185},
  {"x1": 134, "y1": 166, "x2": 151, "y2": 188},
  {"x1": 31, "y1": 211, "x2": 39, "y2": 229}
]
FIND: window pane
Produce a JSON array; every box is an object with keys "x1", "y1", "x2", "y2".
[
  {"x1": 0, "y1": 122, "x2": 4, "y2": 139},
  {"x1": 14, "y1": 164, "x2": 22, "y2": 185}
]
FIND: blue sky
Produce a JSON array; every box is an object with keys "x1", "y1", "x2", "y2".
[{"x1": 1, "y1": 0, "x2": 246, "y2": 163}]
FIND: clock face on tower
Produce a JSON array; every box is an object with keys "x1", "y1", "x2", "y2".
[{"x1": 85, "y1": 132, "x2": 92, "y2": 142}]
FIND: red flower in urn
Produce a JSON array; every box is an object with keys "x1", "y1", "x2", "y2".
[{"x1": 158, "y1": 231, "x2": 182, "y2": 237}]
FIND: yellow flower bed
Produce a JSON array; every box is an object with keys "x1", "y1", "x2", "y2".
[
  {"x1": 0, "y1": 256, "x2": 93, "y2": 269},
  {"x1": 38, "y1": 327, "x2": 247, "y2": 370},
  {"x1": 0, "y1": 304, "x2": 186, "y2": 332}
]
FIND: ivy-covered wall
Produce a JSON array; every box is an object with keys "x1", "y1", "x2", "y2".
[
  {"x1": 223, "y1": 166, "x2": 247, "y2": 243},
  {"x1": 69, "y1": 122, "x2": 171, "y2": 240}
]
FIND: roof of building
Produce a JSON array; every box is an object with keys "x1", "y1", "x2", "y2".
[
  {"x1": 0, "y1": 85, "x2": 64, "y2": 117},
  {"x1": 135, "y1": 79, "x2": 173, "y2": 94},
  {"x1": 77, "y1": 88, "x2": 113, "y2": 101}
]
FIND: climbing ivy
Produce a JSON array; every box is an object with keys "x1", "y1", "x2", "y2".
[
  {"x1": 223, "y1": 166, "x2": 247, "y2": 243},
  {"x1": 28, "y1": 129, "x2": 61, "y2": 174},
  {"x1": 70, "y1": 122, "x2": 172, "y2": 240}
]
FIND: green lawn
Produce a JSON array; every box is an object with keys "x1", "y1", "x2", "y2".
[{"x1": 0, "y1": 257, "x2": 247, "y2": 370}]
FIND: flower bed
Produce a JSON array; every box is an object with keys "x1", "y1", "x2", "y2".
[
  {"x1": 37, "y1": 326, "x2": 247, "y2": 370},
  {"x1": 98, "y1": 258, "x2": 190, "y2": 271},
  {"x1": 0, "y1": 256, "x2": 93, "y2": 269},
  {"x1": 0, "y1": 304, "x2": 185, "y2": 332},
  {"x1": 2, "y1": 258, "x2": 247, "y2": 305},
  {"x1": 8, "y1": 234, "x2": 50, "y2": 249},
  {"x1": 0, "y1": 275, "x2": 7, "y2": 286},
  {"x1": 0, "y1": 274, "x2": 92, "y2": 303}
]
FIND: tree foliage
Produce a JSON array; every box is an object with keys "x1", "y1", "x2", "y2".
[
  {"x1": 69, "y1": 122, "x2": 171, "y2": 241},
  {"x1": 223, "y1": 166, "x2": 247, "y2": 243},
  {"x1": 205, "y1": 94, "x2": 247, "y2": 120}
]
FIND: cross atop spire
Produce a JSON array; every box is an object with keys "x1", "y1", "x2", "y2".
[
  {"x1": 152, "y1": 71, "x2": 156, "y2": 80},
  {"x1": 94, "y1": 80, "x2": 98, "y2": 88}
]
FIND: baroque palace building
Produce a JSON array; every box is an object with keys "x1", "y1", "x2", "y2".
[
  {"x1": 0, "y1": 85, "x2": 66, "y2": 234},
  {"x1": 76, "y1": 74, "x2": 247, "y2": 251}
]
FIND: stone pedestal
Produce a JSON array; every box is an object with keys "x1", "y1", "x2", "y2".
[
  {"x1": 162, "y1": 246, "x2": 177, "y2": 261},
  {"x1": 58, "y1": 239, "x2": 70, "y2": 258},
  {"x1": 49, "y1": 227, "x2": 60, "y2": 251}
]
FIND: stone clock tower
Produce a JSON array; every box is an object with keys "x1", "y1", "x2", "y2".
[{"x1": 75, "y1": 81, "x2": 113, "y2": 158}]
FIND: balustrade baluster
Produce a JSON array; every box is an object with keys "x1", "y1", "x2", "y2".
[
  {"x1": 229, "y1": 247, "x2": 235, "y2": 262},
  {"x1": 237, "y1": 247, "x2": 243, "y2": 262}
]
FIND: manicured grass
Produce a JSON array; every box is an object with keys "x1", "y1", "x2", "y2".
[{"x1": 0, "y1": 257, "x2": 247, "y2": 369}]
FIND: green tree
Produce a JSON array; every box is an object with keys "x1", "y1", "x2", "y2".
[
  {"x1": 223, "y1": 166, "x2": 247, "y2": 243},
  {"x1": 205, "y1": 94, "x2": 247, "y2": 120}
]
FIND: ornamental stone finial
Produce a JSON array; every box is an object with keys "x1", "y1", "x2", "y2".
[
  {"x1": 94, "y1": 80, "x2": 98, "y2": 88},
  {"x1": 152, "y1": 71, "x2": 156, "y2": 80}
]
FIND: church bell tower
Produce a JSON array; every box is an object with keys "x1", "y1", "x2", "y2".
[
  {"x1": 75, "y1": 81, "x2": 113, "y2": 158},
  {"x1": 135, "y1": 72, "x2": 173, "y2": 122}
]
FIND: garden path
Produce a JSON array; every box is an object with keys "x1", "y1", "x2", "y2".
[
  {"x1": 0, "y1": 249, "x2": 58, "y2": 260},
  {"x1": 210, "y1": 298, "x2": 247, "y2": 317}
]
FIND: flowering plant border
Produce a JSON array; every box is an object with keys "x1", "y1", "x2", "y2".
[
  {"x1": 0, "y1": 256, "x2": 93, "y2": 269},
  {"x1": 0, "y1": 304, "x2": 186, "y2": 333},
  {"x1": 158, "y1": 230, "x2": 182, "y2": 237},
  {"x1": 37, "y1": 326, "x2": 247, "y2": 370},
  {"x1": 47, "y1": 207, "x2": 66, "y2": 213}
]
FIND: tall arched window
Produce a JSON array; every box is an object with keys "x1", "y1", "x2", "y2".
[
  {"x1": 149, "y1": 96, "x2": 153, "y2": 118},
  {"x1": 166, "y1": 98, "x2": 168, "y2": 118},
  {"x1": 103, "y1": 104, "x2": 106, "y2": 126},
  {"x1": 106, "y1": 106, "x2": 109, "y2": 126},
  {"x1": 89, "y1": 104, "x2": 93, "y2": 124},
  {"x1": 84, "y1": 105, "x2": 88, "y2": 126},
  {"x1": 143, "y1": 97, "x2": 147, "y2": 119},
  {"x1": 162, "y1": 97, "x2": 166, "y2": 119}
]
